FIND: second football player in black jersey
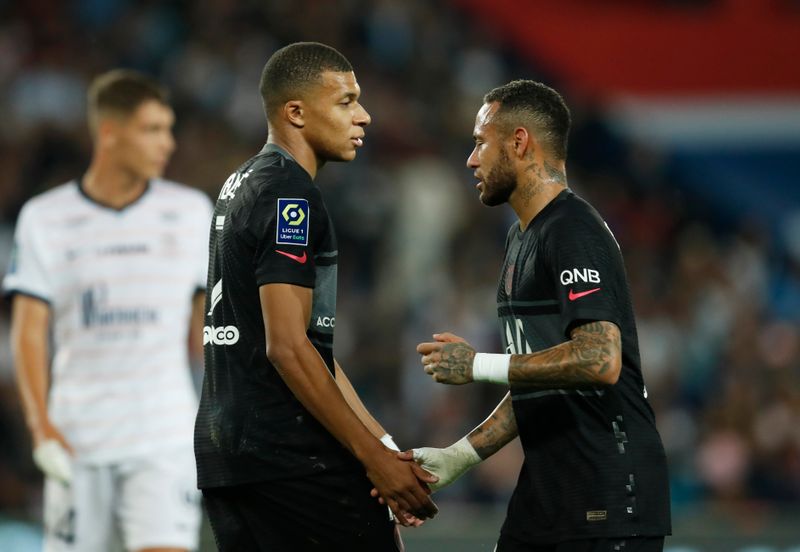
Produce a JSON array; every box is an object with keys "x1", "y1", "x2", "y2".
[{"x1": 409, "y1": 80, "x2": 671, "y2": 551}]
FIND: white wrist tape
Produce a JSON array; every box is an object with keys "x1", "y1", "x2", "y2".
[
  {"x1": 33, "y1": 439, "x2": 73, "y2": 483},
  {"x1": 472, "y1": 353, "x2": 510, "y2": 384},
  {"x1": 380, "y1": 433, "x2": 400, "y2": 451},
  {"x1": 412, "y1": 436, "x2": 482, "y2": 492},
  {"x1": 449, "y1": 436, "x2": 482, "y2": 466}
]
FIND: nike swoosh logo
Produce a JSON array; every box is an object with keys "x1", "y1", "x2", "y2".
[
  {"x1": 568, "y1": 287, "x2": 601, "y2": 301},
  {"x1": 275, "y1": 250, "x2": 307, "y2": 264}
]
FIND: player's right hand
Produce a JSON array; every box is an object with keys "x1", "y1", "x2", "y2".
[
  {"x1": 32, "y1": 422, "x2": 74, "y2": 483},
  {"x1": 33, "y1": 439, "x2": 73, "y2": 483},
  {"x1": 364, "y1": 448, "x2": 439, "y2": 525}
]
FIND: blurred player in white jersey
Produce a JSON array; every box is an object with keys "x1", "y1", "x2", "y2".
[{"x1": 4, "y1": 70, "x2": 212, "y2": 552}]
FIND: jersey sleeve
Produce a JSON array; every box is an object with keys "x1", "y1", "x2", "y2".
[
  {"x1": 194, "y1": 193, "x2": 214, "y2": 291},
  {"x1": 249, "y1": 175, "x2": 325, "y2": 289},
  {"x1": 544, "y1": 212, "x2": 623, "y2": 338},
  {"x1": 2, "y1": 202, "x2": 53, "y2": 303}
]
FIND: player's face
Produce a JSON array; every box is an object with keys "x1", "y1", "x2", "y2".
[
  {"x1": 467, "y1": 103, "x2": 517, "y2": 206},
  {"x1": 110, "y1": 100, "x2": 176, "y2": 180},
  {"x1": 303, "y1": 70, "x2": 371, "y2": 163}
]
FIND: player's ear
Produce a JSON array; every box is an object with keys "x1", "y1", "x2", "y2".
[
  {"x1": 284, "y1": 100, "x2": 305, "y2": 129},
  {"x1": 97, "y1": 118, "x2": 119, "y2": 149},
  {"x1": 512, "y1": 127, "x2": 531, "y2": 160}
]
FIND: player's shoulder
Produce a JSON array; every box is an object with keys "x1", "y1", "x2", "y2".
[
  {"x1": 542, "y1": 189, "x2": 605, "y2": 234},
  {"x1": 18, "y1": 180, "x2": 83, "y2": 225},
  {"x1": 260, "y1": 153, "x2": 313, "y2": 189},
  {"x1": 149, "y1": 178, "x2": 213, "y2": 217},
  {"x1": 247, "y1": 152, "x2": 318, "y2": 200},
  {"x1": 18, "y1": 180, "x2": 82, "y2": 220},
  {"x1": 149, "y1": 178, "x2": 210, "y2": 204}
]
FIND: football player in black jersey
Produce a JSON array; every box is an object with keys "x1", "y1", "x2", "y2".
[
  {"x1": 409, "y1": 81, "x2": 671, "y2": 551},
  {"x1": 195, "y1": 42, "x2": 437, "y2": 551}
]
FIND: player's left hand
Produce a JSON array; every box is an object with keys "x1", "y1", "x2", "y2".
[
  {"x1": 417, "y1": 332, "x2": 476, "y2": 385},
  {"x1": 370, "y1": 455, "x2": 436, "y2": 527}
]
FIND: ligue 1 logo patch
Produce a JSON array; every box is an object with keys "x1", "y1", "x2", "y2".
[{"x1": 276, "y1": 198, "x2": 309, "y2": 246}]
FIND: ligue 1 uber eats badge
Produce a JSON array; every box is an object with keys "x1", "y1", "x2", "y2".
[{"x1": 276, "y1": 198, "x2": 309, "y2": 246}]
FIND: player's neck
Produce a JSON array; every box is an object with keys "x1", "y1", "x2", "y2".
[
  {"x1": 511, "y1": 181, "x2": 567, "y2": 232},
  {"x1": 266, "y1": 135, "x2": 318, "y2": 180},
  {"x1": 83, "y1": 161, "x2": 149, "y2": 210}
]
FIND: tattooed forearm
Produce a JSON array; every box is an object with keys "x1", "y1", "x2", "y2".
[
  {"x1": 468, "y1": 393, "x2": 518, "y2": 460},
  {"x1": 508, "y1": 321, "x2": 621, "y2": 387}
]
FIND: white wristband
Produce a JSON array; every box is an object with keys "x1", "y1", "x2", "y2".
[
  {"x1": 380, "y1": 433, "x2": 400, "y2": 451},
  {"x1": 472, "y1": 353, "x2": 510, "y2": 384}
]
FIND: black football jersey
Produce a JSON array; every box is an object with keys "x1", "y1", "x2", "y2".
[
  {"x1": 195, "y1": 144, "x2": 361, "y2": 488},
  {"x1": 497, "y1": 189, "x2": 671, "y2": 543}
]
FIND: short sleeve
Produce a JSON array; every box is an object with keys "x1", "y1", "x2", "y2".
[
  {"x1": 544, "y1": 214, "x2": 623, "y2": 338},
  {"x1": 3, "y1": 203, "x2": 53, "y2": 302},
  {"x1": 194, "y1": 194, "x2": 214, "y2": 290},
  {"x1": 250, "y1": 177, "x2": 326, "y2": 289}
]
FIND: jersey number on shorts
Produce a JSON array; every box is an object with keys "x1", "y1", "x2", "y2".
[{"x1": 52, "y1": 507, "x2": 76, "y2": 544}]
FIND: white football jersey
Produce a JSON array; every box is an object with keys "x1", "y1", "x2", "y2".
[{"x1": 4, "y1": 179, "x2": 213, "y2": 464}]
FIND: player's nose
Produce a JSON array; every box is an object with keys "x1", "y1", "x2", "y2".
[
  {"x1": 466, "y1": 148, "x2": 479, "y2": 168},
  {"x1": 355, "y1": 104, "x2": 371, "y2": 127}
]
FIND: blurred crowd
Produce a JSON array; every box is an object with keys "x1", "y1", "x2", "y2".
[{"x1": 1, "y1": 0, "x2": 799, "y2": 537}]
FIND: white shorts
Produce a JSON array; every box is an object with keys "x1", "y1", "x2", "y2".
[{"x1": 43, "y1": 447, "x2": 201, "y2": 552}]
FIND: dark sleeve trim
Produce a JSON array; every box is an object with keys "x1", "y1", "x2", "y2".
[
  {"x1": 563, "y1": 308, "x2": 620, "y2": 339},
  {"x1": 3, "y1": 289, "x2": 52, "y2": 306},
  {"x1": 256, "y1": 275, "x2": 315, "y2": 290}
]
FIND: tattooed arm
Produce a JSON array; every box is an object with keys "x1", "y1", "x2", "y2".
[
  {"x1": 410, "y1": 393, "x2": 517, "y2": 491},
  {"x1": 418, "y1": 321, "x2": 621, "y2": 387},
  {"x1": 509, "y1": 321, "x2": 621, "y2": 387},
  {"x1": 466, "y1": 392, "x2": 518, "y2": 459}
]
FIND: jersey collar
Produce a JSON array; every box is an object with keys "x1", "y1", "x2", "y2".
[
  {"x1": 77, "y1": 176, "x2": 152, "y2": 213},
  {"x1": 516, "y1": 188, "x2": 573, "y2": 238}
]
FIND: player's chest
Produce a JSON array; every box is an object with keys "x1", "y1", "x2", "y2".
[
  {"x1": 46, "y1": 209, "x2": 196, "y2": 282},
  {"x1": 498, "y1": 235, "x2": 553, "y2": 302}
]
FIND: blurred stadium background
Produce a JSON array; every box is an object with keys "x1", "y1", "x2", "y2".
[{"x1": 0, "y1": 0, "x2": 799, "y2": 550}]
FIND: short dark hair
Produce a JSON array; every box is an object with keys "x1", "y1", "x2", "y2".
[
  {"x1": 259, "y1": 42, "x2": 353, "y2": 119},
  {"x1": 484, "y1": 80, "x2": 571, "y2": 160},
  {"x1": 87, "y1": 69, "x2": 169, "y2": 135}
]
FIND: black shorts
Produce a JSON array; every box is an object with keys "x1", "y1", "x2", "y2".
[
  {"x1": 496, "y1": 534, "x2": 665, "y2": 552},
  {"x1": 202, "y1": 471, "x2": 402, "y2": 551}
]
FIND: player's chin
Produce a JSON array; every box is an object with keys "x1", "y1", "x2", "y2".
[
  {"x1": 144, "y1": 164, "x2": 167, "y2": 179},
  {"x1": 334, "y1": 149, "x2": 358, "y2": 162},
  {"x1": 480, "y1": 191, "x2": 503, "y2": 207}
]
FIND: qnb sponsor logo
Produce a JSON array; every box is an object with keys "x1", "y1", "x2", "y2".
[
  {"x1": 316, "y1": 316, "x2": 335, "y2": 328},
  {"x1": 203, "y1": 325, "x2": 240, "y2": 345},
  {"x1": 81, "y1": 285, "x2": 158, "y2": 328},
  {"x1": 560, "y1": 268, "x2": 601, "y2": 286}
]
